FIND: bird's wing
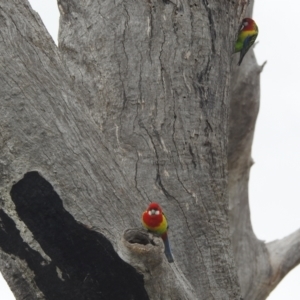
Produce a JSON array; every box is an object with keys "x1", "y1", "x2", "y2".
[
  {"x1": 238, "y1": 33, "x2": 258, "y2": 65},
  {"x1": 243, "y1": 34, "x2": 257, "y2": 55},
  {"x1": 162, "y1": 212, "x2": 169, "y2": 230}
]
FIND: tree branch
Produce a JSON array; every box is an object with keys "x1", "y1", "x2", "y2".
[
  {"x1": 228, "y1": 2, "x2": 300, "y2": 299},
  {"x1": 267, "y1": 229, "x2": 300, "y2": 288}
]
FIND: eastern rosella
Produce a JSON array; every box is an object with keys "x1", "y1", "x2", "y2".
[
  {"x1": 235, "y1": 18, "x2": 258, "y2": 66},
  {"x1": 142, "y1": 202, "x2": 174, "y2": 263}
]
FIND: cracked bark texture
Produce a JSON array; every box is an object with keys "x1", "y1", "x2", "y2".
[
  {"x1": 0, "y1": 0, "x2": 299, "y2": 300},
  {"x1": 228, "y1": 3, "x2": 300, "y2": 299}
]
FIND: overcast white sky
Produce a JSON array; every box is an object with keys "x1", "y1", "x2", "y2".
[{"x1": 1, "y1": 1, "x2": 299, "y2": 299}]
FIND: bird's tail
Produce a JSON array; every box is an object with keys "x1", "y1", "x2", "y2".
[
  {"x1": 238, "y1": 47, "x2": 248, "y2": 66},
  {"x1": 162, "y1": 233, "x2": 174, "y2": 263}
]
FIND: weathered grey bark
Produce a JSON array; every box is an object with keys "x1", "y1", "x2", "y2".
[
  {"x1": 0, "y1": 0, "x2": 299, "y2": 300},
  {"x1": 228, "y1": 3, "x2": 300, "y2": 299}
]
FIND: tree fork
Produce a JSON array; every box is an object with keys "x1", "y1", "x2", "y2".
[{"x1": 1, "y1": 1, "x2": 300, "y2": 300}]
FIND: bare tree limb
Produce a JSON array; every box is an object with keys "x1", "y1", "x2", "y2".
[
  {"x1": 267, "y1": 229, "x2": 300, "y2": 289},
  {"x1": 228, "y1": 2, "x2": 300, "y2": 300}
]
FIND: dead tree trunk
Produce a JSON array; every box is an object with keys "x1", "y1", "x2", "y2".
[
  {"x1": 228, "y1": 3, "x2": 300, "y2": 299},
  {"x1": 0, "y1": 1, "x2": 299, "y2": 300}
]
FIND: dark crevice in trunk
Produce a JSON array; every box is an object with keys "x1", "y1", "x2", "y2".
[{"x1": 1, "y1": 171, "x2": 149, "y2": 300}]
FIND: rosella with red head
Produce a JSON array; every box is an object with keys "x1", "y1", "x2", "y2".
[
  {"x1": 142, "y1": 202, "x2": 174, "y2": 263},
  {"x1": 235, "y1": 18, "x2": 258, "y2": 65}
]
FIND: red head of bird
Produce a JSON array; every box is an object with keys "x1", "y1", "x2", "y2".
[
  {"x1": 142, "y1": 202, "x2": 164, "y2": 229},
  {"x1": 240, "y1": 18, "x2": 257, "y2": 31}
]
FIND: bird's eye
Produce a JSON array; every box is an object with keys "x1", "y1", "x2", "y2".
[{"x1": 155, "y1": 210, "x2": 160, "y2": 215}]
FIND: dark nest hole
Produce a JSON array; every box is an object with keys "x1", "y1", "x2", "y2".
[
  {"x1": 124, "y1": 229, "x2": 155, "y2": 246},
  {"x1": 0, "y1": 171, "x2": 149, "y2": 300}
]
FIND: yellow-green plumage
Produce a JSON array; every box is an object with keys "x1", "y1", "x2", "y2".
[{"x1": 235, "y1": 29, "x2": 257, "y2": 52}]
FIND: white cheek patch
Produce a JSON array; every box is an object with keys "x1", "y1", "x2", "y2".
[
  {"x1": 148, "y1": 211, "x2": 152, "y2": 216},
  {"x1": 155, "y1": 211, "x2": 160, "y2": 215}
]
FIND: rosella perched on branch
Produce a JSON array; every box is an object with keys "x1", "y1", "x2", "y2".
[
  {"x1": 142, "y1": 202, "x2": 174, "y2": 263},
  {"x1": 235, "y1": 18, "x2": 258, "y2": 66}
]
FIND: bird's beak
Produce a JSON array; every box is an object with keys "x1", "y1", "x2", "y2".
[{"x1": 150, "y1": 209, "x2": 156, "y2": 215}]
